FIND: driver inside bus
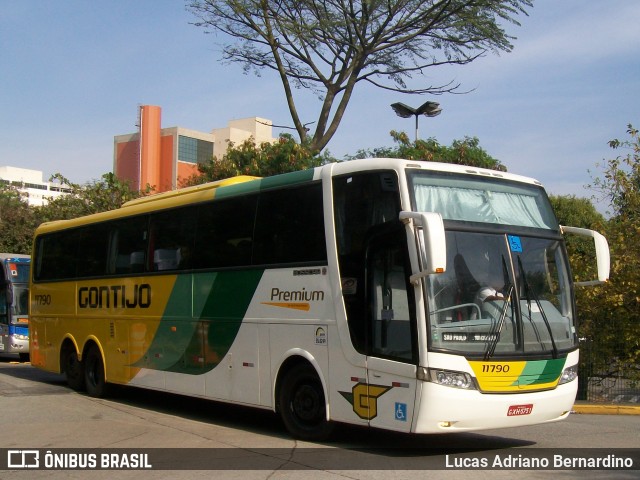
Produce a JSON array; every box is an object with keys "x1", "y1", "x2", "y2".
[
  {"x1": 471, "y1": 266, "x2": 506, "y2": 319},
  {"x1": 475, "y1": 285, "x2": 505, "y2": 304},
  {"x1": 453, "y1": 254, "x2": 505, "y2": 320}
]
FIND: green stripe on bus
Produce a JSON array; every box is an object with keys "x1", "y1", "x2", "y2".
[
  {"x1": 132, "y1": 270, "x2": 264, "y2": 374},
  {"x1": 215, "y1": 169, "x2": 316, "y2": 199},
  {"x1": 215, "y1": 179, "x2": 261, "y2": 198},
  {"x1": 260, "y1": 169, "x2": 315, "y2": 190},
  {"x1": 513, "y1": 358, "x2": 565, "y2": 386}
]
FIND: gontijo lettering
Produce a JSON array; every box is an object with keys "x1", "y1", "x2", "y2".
[{"x1": 78, "y1": 284, "x2": 151, "y2": 309}]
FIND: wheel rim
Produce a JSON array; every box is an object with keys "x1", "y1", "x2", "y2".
[
  {"x1": 66, "y1": 354, "x2": 79, "y2": 379},
  {"x1": 292, "y1": 382, "x2": 323, "y2": 425},
  {"x1": 87, "y1": 354, "x2": 100, "y2": 387}
]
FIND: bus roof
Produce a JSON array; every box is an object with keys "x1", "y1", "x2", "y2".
[
  {"x1": 0, "y1": 253, "x2": 30, "y2": 262},
  {"x1": 34, "y1": 159, "x2": 545, "y2": 236},
  {"x1": 121, "y1": 175, "x2": 260, "y2": 208},
  {"x1": 331, "y1": 158, "x2": 544, "y2": 187}
]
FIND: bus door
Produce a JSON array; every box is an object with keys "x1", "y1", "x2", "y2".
[{"x1": 365, "y1": 226, "x2": 418, "y2": 432}]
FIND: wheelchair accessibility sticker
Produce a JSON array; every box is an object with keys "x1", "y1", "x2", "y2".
[
  {"x1": 508, "y1": 235, "x2": 523, "y2": 253},
  {"x1": 395, "y1": 402, "x2": 407, "y2": 422}
]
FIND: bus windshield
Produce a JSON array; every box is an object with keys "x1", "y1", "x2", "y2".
[
  {"x1": 9, "y1": 262, "x2": 30, "y2": 283},
  {"x1": 4, "y1": 260, "x2": 30, "y2": 321},
  {"x1": 12, "y1": 284, "x2": 29, "y2": 318},
  {"x1": 407, "y1": 171, "x2": 575, "y2": 358},
  {"x1": 424, "y1": 231, "x2": 575, "y2": 357}
]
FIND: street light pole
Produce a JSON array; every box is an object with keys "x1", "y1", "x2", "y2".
[{"x1": 390, "y1": 101, "x2": 442, "y2": 142}]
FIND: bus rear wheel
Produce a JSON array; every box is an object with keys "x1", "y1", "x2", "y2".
[
  {"x1": 278, "y1": 363, "x2": 334, "y2": 441},
  {"x1": 62, "y1": 345, "x2": 85, "y2": 392},
  {"x1": 84, "y1": 345, "x2": 109, "y2": 398}
]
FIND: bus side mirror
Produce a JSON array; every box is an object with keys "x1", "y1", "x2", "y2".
[
  {"x1": 560, "y1": 225, "x2": 610, "y2": 286},
  {"x1": 399, "y1": 211, "x2": 447, "y2": 285}
]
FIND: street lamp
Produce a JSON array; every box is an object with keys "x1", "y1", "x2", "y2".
[{"x1": 390, "y1": 101, "x2": 442, "y2": 142}]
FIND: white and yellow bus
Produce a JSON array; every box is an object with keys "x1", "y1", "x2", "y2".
[{"x1": 30, "y1": 159, "x2": 609, "y2": 440}]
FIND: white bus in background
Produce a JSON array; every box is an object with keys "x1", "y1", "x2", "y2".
[{"x1": 30, "y1": 159, "x2": 609, "y2": 440}]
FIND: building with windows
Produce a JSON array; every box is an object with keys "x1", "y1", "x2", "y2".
[
  {"x1": 0, "y1": 166, "x2": 71, "y2": 207},
  {"x1": 113, "y1": 105, "x2": 276, "y2": 193}
]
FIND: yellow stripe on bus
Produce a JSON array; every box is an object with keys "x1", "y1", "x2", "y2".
[{"x1": 262, "y1": 302, "x2": 311, "y2": 312}]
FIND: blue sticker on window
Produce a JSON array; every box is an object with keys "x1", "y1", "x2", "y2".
[{"x1": 508, "y1": 235, "x2": 523, "y2": 253}]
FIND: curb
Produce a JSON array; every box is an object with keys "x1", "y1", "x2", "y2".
[{"x1": 572, "y1": 403, "x2": 640, "y2": 415}]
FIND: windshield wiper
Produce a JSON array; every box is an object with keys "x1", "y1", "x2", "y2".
[
  {"x1": 517, "y1": 257, "x2": 558, "y2": 359},
  {"x1": 484, "y1": 284, "x2": 513, "y2": 360},
  {"x1": 484, "y1": 255, "x2": 514, "y2": 360}
]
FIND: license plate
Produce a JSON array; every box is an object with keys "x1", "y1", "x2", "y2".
[{"x1": 507, "y1": 404, "x2": 533, "y2": 416}]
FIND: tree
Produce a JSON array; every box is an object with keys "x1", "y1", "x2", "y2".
[
  {"x1": 548, "y1": 194, "x2": 605, "y2": 284},
  {"x1": 591, "y1": 124, "x2": 640, "y2": 221},
  {"x1": 182, "y1": 134, "x2": 334, "y2": 184},
  {"x1": 188, "y1": 0, "x2": 532, "y2": 153},
  {"x1": 577, "y1": 125, "x2": 640, "y2": 394},
  {"x1": 35, "y1": 173, "x2": 148, "y2": 224},
  {"x1": 348, "y1": 130, "x2": 506, "y2": 170},
  {"x1": 0, "y1": 185, "x2": 37, "y2": 254}
]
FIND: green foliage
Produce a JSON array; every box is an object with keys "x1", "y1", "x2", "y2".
[
  {"x1": 590, "y1": 124, "x2": 640, "y2": 220},
  {"x1": 183, "y1": 135, "x2": 335, "y2": 185},
  {"x1": 548, "y1": 195, "x2": 605, "y2": 229},
  {"x1": 0, "y1": 185, "x2": 37, "y2": 254},
  {"x1": 578, "y1": 125, "x2": 640, "y2": 386},
  {"x1": 348, "y1": 130, "x2": 506, "y2": 171},
  {"x1": 35, "y1": 173, "x2": 148, "y2": 223},
  {"x1": 548, "y1": 195, "x2": 605, "y2": 284}
]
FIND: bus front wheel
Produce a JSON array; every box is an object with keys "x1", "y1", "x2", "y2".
[
  {"x1": 278, "y1": 363, "x2": 334, "y2": 441},
  {"x1": 84, "y1": 345, "x2": 109, "y2": 398}
]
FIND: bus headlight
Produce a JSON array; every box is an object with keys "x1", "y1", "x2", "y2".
[
  {"x1": 559, "y1": 365, "x2": 578, "y2": 384},
  {"x1": 419, "y1": 367, "x2": 476, "y2": 390}
]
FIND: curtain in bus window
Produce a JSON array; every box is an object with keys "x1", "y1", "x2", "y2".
[
  {"x1": 491, "y1": 192, "x2": 548, "y2": 228},
  {"x1": 413, "y1": 185, "x2": 549, "y2": 228}
]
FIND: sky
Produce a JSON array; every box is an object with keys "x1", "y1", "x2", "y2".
[{"x1": 1, "y1": 1, "x2": 639, "y2": 214}]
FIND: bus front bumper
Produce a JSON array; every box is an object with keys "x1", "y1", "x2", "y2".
[{"x1": 412, "y1": 380, "x2": 577, "y2": 433}]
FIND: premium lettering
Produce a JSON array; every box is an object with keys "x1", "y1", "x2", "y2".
[
  {"x1": 270, "y1": 287, "x2": 325, "y2": 302},
  {"x1": 78, "y1": 284, "x2": 151, "y2": 309}
]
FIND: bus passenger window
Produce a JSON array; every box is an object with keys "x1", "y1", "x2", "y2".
[
  {"x1": 148, "y1": 207, "x2": 197, "y2": 272},
  {"x1": 253, "y1": 184, "x2": 326, "y2": 265},
  {"x1": 194, "y1": 196, "x2": 257, "y2": 269},
  {"x1": 108, "y1": 217, "x2": 148, "y2": 275},
  {"x1": 77, "y1": 224, "x2": 110, "y2": 278}
]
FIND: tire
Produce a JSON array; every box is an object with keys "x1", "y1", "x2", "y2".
[
  {"x1": 84, "y1": 345, "x2": 109, "y2": 398},
  {"x1": 278, "y1": 363, "x2": 334, "y2": 441},
  {"x1": 18, "y1": 352, "x2": 30, "y2": 363},
  {"x1": 62, "y1": 345, "x2": 85, "y2": 392}
]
